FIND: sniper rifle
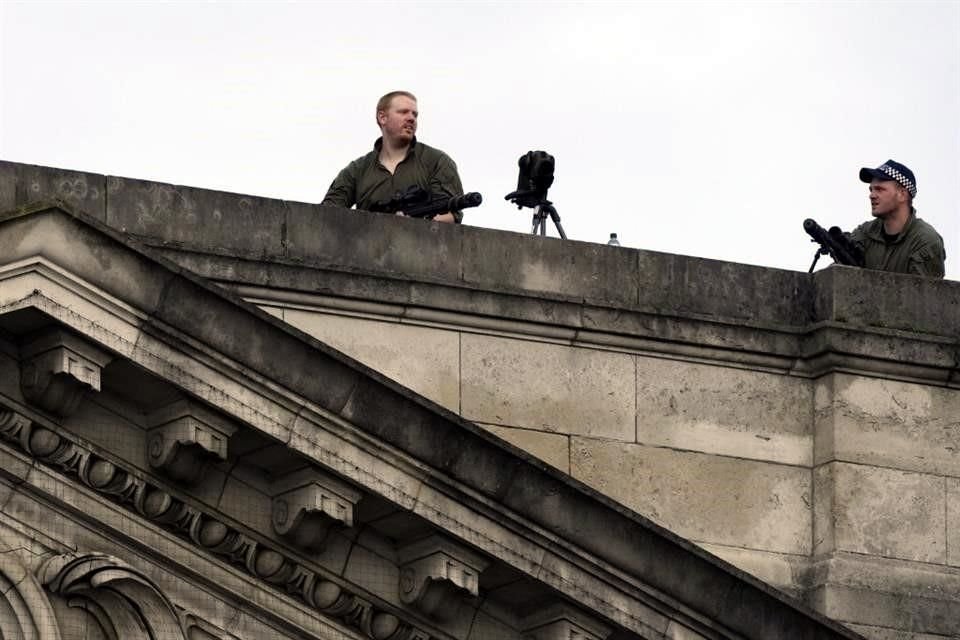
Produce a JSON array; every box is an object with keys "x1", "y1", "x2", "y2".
[
  {"x1": 368, "y1": 185, "x2": 482, "y2": 220},
  {"x1": 803, "y1": 218, "x2": 865, "y2": 273}
]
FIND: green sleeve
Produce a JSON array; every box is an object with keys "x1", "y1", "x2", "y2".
[
  {"x1": 321, "y1": 163, "x2": 359, "y2": 208},
  {"x1": 908, "y1": 243, "x2": 946, "y2": 278},
  {"x1": 429, "y1": 154, "x2": 465, "y2": 223}
]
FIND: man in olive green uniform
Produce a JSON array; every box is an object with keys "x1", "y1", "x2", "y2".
[
  {"x1": 850, "y1": 159, "x2": 945, "y2": 278},
  {"x1": 322, "y1": 91, "x2": 464, "y2": 223}
]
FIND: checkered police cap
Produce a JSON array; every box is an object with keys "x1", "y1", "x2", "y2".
[{"x1": 859, "y1": 159, "x2": 917, "y2": 198}]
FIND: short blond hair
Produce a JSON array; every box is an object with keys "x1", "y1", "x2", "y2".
[{"x1": 375, "y1": 91, "x2": 417, "y2": 125}]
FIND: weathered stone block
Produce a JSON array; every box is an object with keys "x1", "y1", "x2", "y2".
[
  {"x1": 824, "y1": 462, "x2": 946, "y2": 563},
  {"x1": 636, "y1": 356, "x2": 812, "y2": 466},
  {"x1": 815, "y1": 373, "x2": 960, "y2": 476},
  {"x1": 283, "y1": 310, "x2": 460, "y2": 412},
  {"x1": 285, "y1": 204, "x2": 463, "y2": 282},
  {"x1": 813, "y1": 265, "x2": 960, "y2": 338},
  {"x1": 461, "y1": 334, "x2": 635, "y2": 440},
  {"x1": 570, "y1": 438, "x2": 812, "y2": 554},
  {"x1": 636, "y1": 251, "x2": 812, "y2": 326},
  {"x1": 462, "y1": 228, "x2": 640, "y2": 306},
  {"x1": 482, "y1": 424, "x2": 570, "y2": 473},
  {"x1": 12, "y1": 162, "x2": 106, "y2": 220},
  {"x1": 106, "y1": 176, "x2": 286, "y2": 256}
]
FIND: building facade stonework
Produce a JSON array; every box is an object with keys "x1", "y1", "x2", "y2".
[{"x1": 0, "y1": 160, "x2": 956, "y2": 639}]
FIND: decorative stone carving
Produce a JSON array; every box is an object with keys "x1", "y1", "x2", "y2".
[
  {"x1": 0, "y1": 406, "x2": 31, "y2": 447},
  {"x1": 271, "y1": 467, "x2": 363, "y2": 552},
  {"x1": 0, "y1": 403, "x2": 434, "y2": 640},
  {"x1": 146, "y1": 398, "x2": 238, "y2": 485},
  {"x1": 521, "y1": 602, "x2": 612, "y2": 640},
  {"x1": 37, "y1": 552, "x2": 188, "y2": 640},
  {"x1": 20, "y1": 328, "x2": 112, "y2": 417},
  {"x1": 397, "y1": 535, "x2": 489, "y2": 620},
  {"x1": 0, "y1": 544, "x2": 62, "y2": 639}
]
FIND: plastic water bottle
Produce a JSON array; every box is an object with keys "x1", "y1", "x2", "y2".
[{"x1": 607, "y1": 233, "x2": 620, "y2": 246}]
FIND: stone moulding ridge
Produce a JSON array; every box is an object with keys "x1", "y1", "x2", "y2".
[
  {"x1": 0, "y1": 403, "x2": 435, "y2": 640},
  {"x1": 228, "y1": 282, "x2": 960, "y2": 386}
]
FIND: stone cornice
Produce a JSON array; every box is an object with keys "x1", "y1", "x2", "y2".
[
  {"x1": 0, "y1": 403, "x2": 436, "y2": 640},
  {"x1": 224, "y1": 280, "x2": 959, "y2": 388}
]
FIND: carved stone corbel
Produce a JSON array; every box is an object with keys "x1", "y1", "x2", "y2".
[
  {"x1": 521, "y1": 602, "x2": 612, "y2": 640},
  {"x1": 146, "y1": 398, "x2": 237, "y2": 485},
  {"x1": 397, "y1": 534, "x2": 489, "y2": 620},
  {"x1": 270, "y1": 467, "x2": 362, "y2": 552},
  {"x1": 20, "y1": 328, "x2": 112, "y2": 417}
]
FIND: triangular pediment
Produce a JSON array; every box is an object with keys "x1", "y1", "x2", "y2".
[{"x1": 0, "y1": 202, "x2": 864, "y2": 640}]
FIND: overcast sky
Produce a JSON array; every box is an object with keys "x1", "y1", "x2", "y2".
[{"x1": 1, "y1": 1, "x2": 957, "y2": 279}]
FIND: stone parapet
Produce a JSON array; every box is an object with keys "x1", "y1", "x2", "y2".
[{"x1": 3, "y1": 160, "x2": 957, "y2": 345}]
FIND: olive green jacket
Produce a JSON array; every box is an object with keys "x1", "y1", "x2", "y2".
[
  {"x1": 849, "y1": 214, "x2": 945, "y2": 278},
  {"x1": 321, "y1": 138, "x2": 464, "y2": 223}
]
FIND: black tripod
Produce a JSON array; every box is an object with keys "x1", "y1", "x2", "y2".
[
  {"x1": 505, "y1": 150, "x2": 567, "y2": 239},
  {"x1": 529, "y1": 200, "x2": 567, "y2": 239}
]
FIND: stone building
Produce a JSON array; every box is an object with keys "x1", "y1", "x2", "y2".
[{"x1": 0, "y1": 160, "x2": 956, "y2": 639}]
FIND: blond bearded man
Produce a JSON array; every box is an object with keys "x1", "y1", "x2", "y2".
[
  {"x1": 322, "y1": 91, "x2": 464, "y2": 223},
  {"x1": 850, "y1": 159, "x2": 945, "y2": 278}
]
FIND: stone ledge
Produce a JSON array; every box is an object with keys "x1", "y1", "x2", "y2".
[
  {"x1": 806, "y1": 552, "x2": 960, "y2": 636},
  {"x1": 215, "y1": 274, "x2": 956, "y2": 387},
  {"x1": 3, "y1": 160, "x2": 957, "y2": 343}
]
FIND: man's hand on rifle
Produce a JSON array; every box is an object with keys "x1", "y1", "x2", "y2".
[{"x1": 392, "y1": 210, "x2": 455, "y2": 222}]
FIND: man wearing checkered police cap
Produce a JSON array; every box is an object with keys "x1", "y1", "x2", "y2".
[{"x1": 849, "y1": 159, "x2": 945, "y2": 278}]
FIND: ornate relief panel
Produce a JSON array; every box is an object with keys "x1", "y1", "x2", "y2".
[{"x1": 38, "y1": 553, "x2": 188, "y2": 640}]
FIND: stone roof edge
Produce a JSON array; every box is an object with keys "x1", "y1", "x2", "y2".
[
  {"x1": 2, "y1": 160, "x2": 957, "y2": 340},
  {"x1": 0, "y1": 200, "x2": 865, "y2": 639}
]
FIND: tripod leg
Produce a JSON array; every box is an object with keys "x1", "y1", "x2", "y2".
[{"x1": 546, "y1": 205, "x2": 567, "y2": 240}]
